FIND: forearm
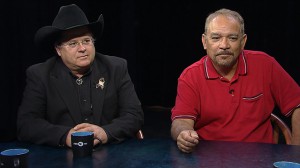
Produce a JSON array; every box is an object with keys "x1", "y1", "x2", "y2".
[
  {"x1": 18, "y1": 117, "x2": 70, "y2": 147},
  {"x1": 291, "y1": 108, "x2": 300, "y2": 145},
  {"x1": 171, "y1": 119, "x2": 195, "y2": 141}
]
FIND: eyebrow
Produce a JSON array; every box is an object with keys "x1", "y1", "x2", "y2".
[{"x1": 209, "y1": 32, "x2": 239, "y2": 37}]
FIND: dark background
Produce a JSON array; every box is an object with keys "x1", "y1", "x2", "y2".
[{"x1": 1, "y1": 0, "x2": 299, "y2": 141}]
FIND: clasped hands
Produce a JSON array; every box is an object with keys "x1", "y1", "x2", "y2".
[{"x1": 66, "y1": 123, "x2": 108, "y2": 147}]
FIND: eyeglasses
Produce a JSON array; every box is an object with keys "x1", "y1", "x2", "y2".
[{"x1": 60, "y1": 38, "x2": 95, "y2": 49}]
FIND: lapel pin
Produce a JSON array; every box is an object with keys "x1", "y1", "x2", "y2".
[{"x1": 96, "y1": 78, "x2": 105, "y2": 90}]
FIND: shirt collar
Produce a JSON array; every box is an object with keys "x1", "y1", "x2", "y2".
[
  {"x1": 204, "y1": 51, "x2": 247, "y2": 79},
  {"x1": 57, "y1": 59, "x2": 93, "y2": 78}
]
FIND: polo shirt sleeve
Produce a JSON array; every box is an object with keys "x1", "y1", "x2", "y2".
[
  {"x1": 171, "y1": 70, "x2": 200, "y2": 121},
  {"x1": 270, "y1": 58, "x2": 300, "y2": 116}
]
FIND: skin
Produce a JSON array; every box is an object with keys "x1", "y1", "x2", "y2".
[
  {"x1": 171, "y1": 119, "x2": 199, "y2": 153},
  {"x1": 291, "y1": 108, "x2": 300, "y2": 145},
  {"x1": 55, "y1": 27, "x2": 96, "y2": 78},
  {"x1": 171, "y1": 14, "x2": 247, "y2": 153},
  {"x1": 171, "y1": 11, "x2": 300, "y2": 153},
  {"x1": 202, "y1": 15, "x2": 247, "y2": 80},
  {"x1": 55, "y1": 26, "x2": 108, "y2": 147}
]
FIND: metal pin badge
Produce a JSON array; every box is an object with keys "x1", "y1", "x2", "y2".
[{"x1": 96, "y1": 78, "x2": 105, "y2": 89}]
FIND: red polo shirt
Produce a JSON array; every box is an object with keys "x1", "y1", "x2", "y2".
[{"x1": 171, "y1": 50, "x2": 300, "y2": 143}]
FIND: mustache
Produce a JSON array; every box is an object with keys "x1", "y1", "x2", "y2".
[{"x1": 216, "y1": 51, "x2": 233, "y2": 56}]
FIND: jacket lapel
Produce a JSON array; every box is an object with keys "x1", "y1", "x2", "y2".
[
  {"x1": 50, "y1": 59, "x2": 82, "y2": 124},
  {"x1": 90, "y1": 60, "x2": 107, "y2": 124}
]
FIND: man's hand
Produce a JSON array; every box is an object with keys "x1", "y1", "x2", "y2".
[
  {"x1": 66, "y1": 123, "x2": 108, "y2": 147},
  {"x1": 176, "y1": 130, "x2": 199, "y2": 153}
]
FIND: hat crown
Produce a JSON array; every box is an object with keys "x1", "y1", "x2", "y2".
[
  {"x1": 34, "y1": 4, "x2": 104, "y2": 55},
  {"x1": 52, "y1": 4, "x2": 89, "y2": 29}
]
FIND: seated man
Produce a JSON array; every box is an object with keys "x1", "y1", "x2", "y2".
[
  {"x1": 17, "y1": 4, "x2": 144, "y2": 147},
  {"x1": 171, "y1": 8, "x2": 300, "y2": 153}
]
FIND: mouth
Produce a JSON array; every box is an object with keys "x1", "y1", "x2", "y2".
[
  {"x1": 217, "y1": 54, "x2": 232, "y2": 59},
  {"x1": 218, "y1": 54, "x2": 230, "y2": 56},
  {"x1": 78, "y1": 55, "x2": 88, "y2": 59},
  {"x1": 216, "y1": 52, "x2": 233, "y2": 58}
]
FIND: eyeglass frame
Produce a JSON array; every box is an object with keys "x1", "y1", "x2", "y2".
[{"x1": 56, "y1": 37, "x2": 96, "y2": 49}]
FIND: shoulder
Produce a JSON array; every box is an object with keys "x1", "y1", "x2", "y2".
[
  {"x1": 93, "y1": 53, "x2": 129, "y2": 75},
  {"x1": 23, "y1": 57, "x2": 59, "y2": 83},
  {"x1": 180, "y1": 56, "x2": 206, "y2": 78},
  {"x1": 243, "y1": 50, "x2": 284, "y2": 74},
  {"x1": 94, "y1": 53, "x2": 127, "y2": 67},
  {"x1": 243, "y1": 50, "x2": 276, "y2": 63},
  {"x1": 26, "y1": 57, "x2": 57, "y2": 73}
]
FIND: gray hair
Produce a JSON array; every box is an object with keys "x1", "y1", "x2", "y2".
[{"x1": 204, "y1": 8, "x2": 245, "y2": 35}]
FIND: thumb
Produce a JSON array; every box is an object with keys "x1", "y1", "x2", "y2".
[{"x1": 190, "y1": 131, "x2": 199, "y2": 139}]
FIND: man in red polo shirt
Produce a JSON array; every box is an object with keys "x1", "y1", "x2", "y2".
[{"x1": 171, "y1": 8, "x2": 300, "y2": 153}]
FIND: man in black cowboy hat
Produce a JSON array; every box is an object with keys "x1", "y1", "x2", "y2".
[{"x1": 17, "y1": 4, "x2": 144, "y2": 147}]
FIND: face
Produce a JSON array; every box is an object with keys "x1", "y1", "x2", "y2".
[
  {"x1": 202, "y1": 15, "x2": 247, "y2": 70},
  {"x1": 55, "y1": 27, "x2": 96, "y2": 76}
]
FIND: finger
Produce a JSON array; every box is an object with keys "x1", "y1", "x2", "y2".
[
  {"x1": 177, "y1": 142, "x2": 193, "y2": 153},
  {"x1": 180, "y1": 139, "x2": 198, "y2": 148},
  {"x1": 75, "y1": 128, "x2": 90, "y2": 133},
  {"x1": 190, "y1": 131, "x2": 199, "y2": 139},
  {"x1": 74, "y1": 123, "x2": 90, "y2": 130},
  {"x1": 180, "y1": 134, "x2": 198, "y2": 145},
  {"x1": 93, "y1": 138, "x2": 102, "y2": 146}
]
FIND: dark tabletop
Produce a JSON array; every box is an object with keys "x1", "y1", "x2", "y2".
[{"x1": 1, "y1": 138, "x2": 300, "y2": 168}]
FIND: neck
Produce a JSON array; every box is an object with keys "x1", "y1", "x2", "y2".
[
  {"x1": 215, "y1": 63, "x2": 237, "y2": 81},
  {"x1": 72, "y1": 67, "x2": 89, "y2": 78}
]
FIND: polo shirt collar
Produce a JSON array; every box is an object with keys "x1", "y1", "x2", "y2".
[{"x1": 204, "y1": 51, "x2": 247, "y2": 79}]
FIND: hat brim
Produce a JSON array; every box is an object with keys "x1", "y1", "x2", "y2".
[{"x1": 34, "y1": 14, "x2": 104, "y2": 55}]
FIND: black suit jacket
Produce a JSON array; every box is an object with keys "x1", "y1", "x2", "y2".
[{"x1": 17, "y1": 53, "x2": 144, "y2": 146}]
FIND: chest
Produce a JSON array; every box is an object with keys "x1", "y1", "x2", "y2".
[{"x1": 196, "y1": 74, "x2": 273, "y2": 125}]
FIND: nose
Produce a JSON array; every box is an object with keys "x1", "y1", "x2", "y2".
[
  {"x1": 219, "y1": 37, "x2": 230, "y2": 49},
  {"x1": 77, "y1": 42, "x2": 87, "y2": 51}
]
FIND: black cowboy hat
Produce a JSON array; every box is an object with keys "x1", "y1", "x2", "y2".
[{"x1": 34, "y1": 4, "x2": 104, "y2": 54}]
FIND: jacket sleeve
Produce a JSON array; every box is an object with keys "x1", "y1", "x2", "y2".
[
  {"x1": 101, "y1": 58, "x2": 144, "y2": 143},
  {"x1": 17, "y1": 63, "x2": 71, "y2": 147}
]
